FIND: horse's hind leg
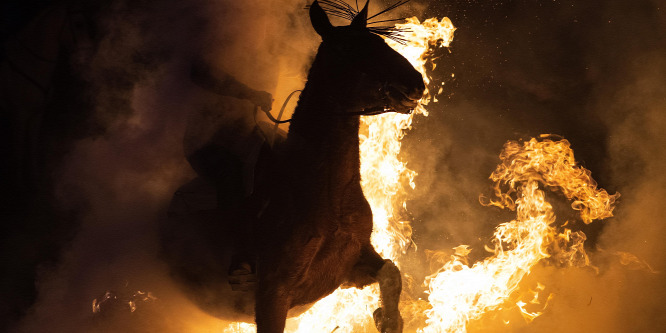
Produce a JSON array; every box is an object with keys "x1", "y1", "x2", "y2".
[{"x1": 348, "y1": 245, "x2": 403, "y2": 333}]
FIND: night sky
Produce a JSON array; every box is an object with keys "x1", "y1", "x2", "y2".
[{"x1": 2, "y1": 0, "x2": 665, "y2": 332}]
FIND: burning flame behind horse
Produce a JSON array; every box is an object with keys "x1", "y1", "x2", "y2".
[{"x1": 160, "y1": 1, "x2": 425, "y2": 332}]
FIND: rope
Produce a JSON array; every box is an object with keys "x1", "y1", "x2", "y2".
[
  {"x1": 262, "y1": 89, "x2": 302, "y2": 124},
  {"x1": 262, "y1": 89, "x2": 396, "y2": 125}
]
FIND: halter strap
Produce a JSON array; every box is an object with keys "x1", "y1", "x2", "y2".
[{"x1": 262, "y1": 90, "x2": 400, "y2": 125}]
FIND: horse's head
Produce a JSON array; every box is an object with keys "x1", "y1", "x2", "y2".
[{"x1": 309, "y1": 0, "x2": 425, "y2": 115}]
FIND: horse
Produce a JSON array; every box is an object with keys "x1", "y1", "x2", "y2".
[{"x1": 160, "y1": 1, "x2": 425, "y2": 332}]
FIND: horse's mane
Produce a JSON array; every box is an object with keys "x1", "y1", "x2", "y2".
[{"x1": 305, "y1": 0, "x2": 412, "y2": 44}]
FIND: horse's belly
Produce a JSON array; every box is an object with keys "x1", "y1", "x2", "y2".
[{"x1": 161, "y1": 183, "x2": 256, "y2": 322}]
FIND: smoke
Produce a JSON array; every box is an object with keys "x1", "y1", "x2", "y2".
[
  {"x1": 10, "y1": 0, "x2": 666, "y2": 332},
  {"x1": 516, "y1": 50, "x2": 666, "y2": 332},
  {"x1": 10, "y1": 0, "x2": 318, "y2": 332}
]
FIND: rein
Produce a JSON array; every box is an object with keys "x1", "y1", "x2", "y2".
[
  {"x1": 263, "y1": 89, "x2": 302, "y2": 124},
  {"x1": 262, "y1": 90, "x2": 395, "y2": 125}
]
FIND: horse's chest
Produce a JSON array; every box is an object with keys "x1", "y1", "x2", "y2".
[{"x1": 292, "y1": 230, "x2": 363, "y2": 304}]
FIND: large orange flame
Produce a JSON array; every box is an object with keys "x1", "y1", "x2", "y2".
[
  {"x1": 420, "y1": 137, "x2": 619, "y2": 332},
  {"x1": 223, "y1": 14, "x2": 620, "y2": 333}
]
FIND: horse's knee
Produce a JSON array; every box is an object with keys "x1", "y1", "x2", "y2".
[
  {"x1": 345, "y1": 247, "x2": 385, "y2": 288},
  {"x1": 377, "y1": 260, "x2": 399, "y2": 277},
  {"x1": 377, "y1": 260, "x2": 402, "y2": 297}
]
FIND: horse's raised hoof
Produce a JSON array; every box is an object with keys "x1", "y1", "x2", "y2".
[{"x1": 373, "y1": 307, "x2": 403, "y2": 333}]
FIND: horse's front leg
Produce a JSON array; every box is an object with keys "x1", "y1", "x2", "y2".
[
  {"x1": 255, "y1": 282, "x2": 291, "y2": 333},
  {"x1": 347, "y1": 245, "x2": 403, "y2": 333},
  {"x1": 373, "y1": 259, "x2": 403, "y2": 333},
  {"x1": 255, "y1": 233, "x2": 323, "y2": 332}
]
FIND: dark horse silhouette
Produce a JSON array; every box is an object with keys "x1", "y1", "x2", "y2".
[{"x1": 160, "y1": 1, "x2": 425, "y2": 332}]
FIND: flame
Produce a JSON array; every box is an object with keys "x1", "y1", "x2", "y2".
[
  {"x1": 223, "y1": 13, "x2": 620, "y2": 333},
  {"x1": 366, "y1": 16, "x2": 456, "y2": 263},
  {"x1": 283, "y1": 17, "x2": 457, "y2": 333},
  {"x1": 92, "y1": 290, "x2": 157, "y2": 314},
  {"x1": 221, "y1": 16, "x2": 455, "y2": 332},
  {"x1": 420, "y1": 137, "x2": 619, "y2": 332}
]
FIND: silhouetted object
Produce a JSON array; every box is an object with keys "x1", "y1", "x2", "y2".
[
  {"x1": 191, "y1": 58, "x2": 273, "y2": 113},
  {"x1": 183, "y1": 57, "x2": 279, "y2": 277},
  {"x1": 185, "y1": 58, "x2": 274, "y2": 203},
  {"x1": 160, "y1": 1, "x2": 425, "y2": 332}
]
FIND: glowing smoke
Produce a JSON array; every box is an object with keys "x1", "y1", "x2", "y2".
[{"x1": 7, "y1": 0, "x2": 666, "y2": 332}]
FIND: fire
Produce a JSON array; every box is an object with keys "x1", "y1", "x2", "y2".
[
  {"x1": 279, "y1": 17, "x2": 457, "y2": 333},
  {"x1": 223, "y1": 12, "x2": 619, "y2": 333},
  {"x1": 366, "y1": 16, "x2": 456, "y2": 263},
  {"x1": 420, "y1": 137, "x2": 619, "y2": 332},
  {"x1": 221, "y1": 16, "x2": 455, "y2": 333}
]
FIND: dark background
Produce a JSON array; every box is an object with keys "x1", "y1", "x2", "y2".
[{"x1": 2, "y1": 0, "x2": 665, "y2": 331}]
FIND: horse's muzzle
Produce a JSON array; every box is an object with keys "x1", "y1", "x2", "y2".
[{"x1": 385, "y1": 85, "x2": 422, "y2": 114}]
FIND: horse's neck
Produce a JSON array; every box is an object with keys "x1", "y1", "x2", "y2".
[
  {"x1": 277, "y1": 46, "x2": 363, "y2": 200},
  {"x1": 283, "y1": 85, "x2": 362, "y2": 190},
  {"x1": 287, "y1": 100, "x2": 360, "y2": 167}
]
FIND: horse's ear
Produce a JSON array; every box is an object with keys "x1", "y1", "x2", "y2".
[
  {"x1": 310, "y1": 0, "x2": 333, "y2": 38},
  {"x1": 350, "y1": 0, "x2": 369, "y2": 29}
]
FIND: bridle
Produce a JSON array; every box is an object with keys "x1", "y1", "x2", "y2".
[{"x1": 261, "y1": 84, "x2": 412, "y2": 125}]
